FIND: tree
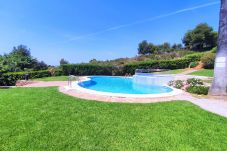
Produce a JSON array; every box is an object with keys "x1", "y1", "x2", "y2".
[
  {"x1": 138, "y1": 40, "x2": 150, "y2": 55},
  {"x1": 172, "y1": 43, "x2": 183, "y2": 50},
  {"x1": 0, "y1": 45, "x2": 48, "y2": 72},
  {"x1": 209, "y1": 0, "x2": 227, "y2": 95},
  {"x1": 138, "y1": 40, "x2": 158, "y2": 55},
  {"x1": 89, "y1": 59, "x2": 98, "y2": 64},
  {"x1": 183, "y1": 23, "x2": 218, "y2": 51},
  {"x1": 160, "y1": 42, "x2": 171, "y2": 53},
  {"x1": 60, "y1": 58, "x2": 69, "y2": 65}
]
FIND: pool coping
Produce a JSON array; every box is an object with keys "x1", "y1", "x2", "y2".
[{"x1": 68, "y1": 76, "x2": 183, "y2": 98}]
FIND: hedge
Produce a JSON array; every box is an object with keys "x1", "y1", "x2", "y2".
[
  {"x1": 184, "y1": 53, "x2": 204, "y2": 62},
  {"x1": 123, "y1": 58, "x2": 192, "y2": 74},
  {"x1": 61, "y1": 64, "x2": 123, "y2": 76},
  {"x1": 0, "y1": 70, "x2": 62, "y2": 86}
]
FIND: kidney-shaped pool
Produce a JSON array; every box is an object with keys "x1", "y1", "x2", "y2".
[{"x1": 77, "y1": 76, "x2": 173, "y2": 95}]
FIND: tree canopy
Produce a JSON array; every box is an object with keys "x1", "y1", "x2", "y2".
[
  {"x1": 0, "y1": 45, "x2": 48, "y2": 73},
  {"x1": 183, "y1": 23, "x2": 218, "y2": 51},
  {"x1": 60, "y1": 58, "x2": 69, "y2": 65},
  {"x1": 138, "y1": 41, "x2": 182, "y2": 55}
]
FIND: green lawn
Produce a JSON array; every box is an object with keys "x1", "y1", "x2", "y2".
[
  {"x1": 33, "y1": 76, "x2": 68, "y2": 81},
  {"x1": 0, "y1": 87, "x2": 227, "y2": 150},
  {"x1": 156, "y1": 69, "x2": 187, "y2": 74},
  {"x1": 189, "y1": 69, "x2": 214, "y2": 77}
]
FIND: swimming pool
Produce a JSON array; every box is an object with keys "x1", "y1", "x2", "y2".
[{"x1": 78, "y1": 76, "x2": 173, "y2": 95}]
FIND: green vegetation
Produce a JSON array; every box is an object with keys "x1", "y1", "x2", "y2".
[
  {"x1": 62, "y1": 64, "x2": 117, "y2": 76},
  {"x1": 189, "y1": 69, "x2": 214, "y2": 77},
  {"x1": 183, "y1": 23, "x2": 218, "y2": 51},
  {"x1": 0, "y1": 45, "x2": 48, "y2": 73},
  {"x1": 33, "y1": 76, "x2": 68, "y2": 81},
  {"x1": 1, "y1": 87, "x2": 227, "y2": 150},
  {"x1": 186, "y1": 85, "x2": 209, "y2": 95},
  {"x1": 0, "y1": 23, "x2": 218, "y2": 86},
  {"x1": 203, "y1": 79, "x2": 213, "y2": 84},
  {"x1": 138, "y1": 40, "x2": 183, "y2": 55},
  {"x1": 201, "y1": 52, "x2": 216, "y2": 69},
  {"x1": 168, "y1": 78, "x2": 209, "y2": 95},
  {"x1": 159, "y1": 69, "x2": 187, "y2": 74},
  {"x1": 123, "y1": 58, "x2": 193, "y2": 75},
  {"x1": 0, "y1": 70, "x2": 63, "y2": 86}
]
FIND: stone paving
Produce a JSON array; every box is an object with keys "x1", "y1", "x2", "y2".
[{"x1": 21, "y1": 80, "x2": 227, "y2": 118}]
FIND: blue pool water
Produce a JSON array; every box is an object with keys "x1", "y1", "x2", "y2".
[{"x1": 78, "y1": 76, "x2": 173, "y2": 94}]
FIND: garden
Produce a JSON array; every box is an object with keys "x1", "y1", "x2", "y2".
[
  {"x1": 1, "y1": 87, "x2": 227, "y2": 150},
  {"x1": 0, "y1": 20, "x2": 226, "y2": 151}
]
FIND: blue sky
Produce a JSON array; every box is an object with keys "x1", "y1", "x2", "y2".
[{"x1": 0, "y1": 0, "x2": 220, "y2": 65}]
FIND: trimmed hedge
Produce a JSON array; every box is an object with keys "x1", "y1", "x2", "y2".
[
  {"x1": 184, "y1": 53, "x2": 204, "y2": 62},
  {"x1": 62, "y1": 64, "x2": 123, "y2": 76},
  {"x1": 123, "y1": 58, "x2": 192, "y2": 74},
  {"x1": 186, "y1": 86, "x2": 209, "y2": 95},
  {"x1": 0, "y1": 70, "x2": 62, "y2": 86},
  {"x1": 201, "y1": 52, "x2": 215, "y2": 69}
]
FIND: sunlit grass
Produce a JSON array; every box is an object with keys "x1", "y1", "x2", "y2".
[
  {"x1": 189, "y1": 69, "x2": 214, "y2": 77},
  {"x1": 0, "y1": 87, "x2": 227, "y2": 150},
  {"x1": 33, "y1": 76, "x2": 68, "y2": 81}
]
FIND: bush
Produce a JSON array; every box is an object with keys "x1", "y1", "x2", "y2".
[
  {"x1": 186, "y1": 78, "x2": 203, "y2": 87},
  {"x1": 185, "y1": 53, "x2": 204, "y2": 62},
  {"x1": 211, "y1": 47, "x2": 217, "y2": 53},
  {"x1": 168, "y1": 80, "x2": 184, "y2": 89},
  {"x1": 189, "y1": 61, "x2": 199, "y2": 68},
  {"x1": 123, "y1": 58, "x2": 191, "y2": 74},
  {"x1": 62, "y1": 64, "x2": 119, "y2": 76},
  {"x1": 201, "y1": 52, "x2": 215, "y2": 69},
  {"x1": 186, "y1": 86, "x2": 209, "y2": 95},
  {"x1": 0, "y1": 70, "x2": 62, "y2": 86}
]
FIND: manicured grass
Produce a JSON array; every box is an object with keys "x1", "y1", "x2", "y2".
[
  {"x1": 33, "y1": 76, "x2": 68, "y2": 81},
  {"x1": 189, "y1": 69, "x2": 214, "y2": 77},
  {"x1": 157, "y1": 69, "x2": 187, "y2": 74},
  {"x1": 1, "y1": 87, "x2": 227, "y2": 150}
]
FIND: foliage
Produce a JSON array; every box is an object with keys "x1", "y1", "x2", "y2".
[
  {"x1": 211, "y1": 47, "x2": 217, "y2": 53},
  {"x1": 186, "y1": 86, "x2": 209, "y2": 95},
  {"x1": 169, "y1": 78, "x2": 208, "y2": 95},
  {"x1": 1, "y1": 87, "x2": 227, "y2": 150},
  {"x1": 123, "y1": 58, "x2": 191, "y2": 74},
  {"x1": 0, "y1": 45, "x2": 48, "y2": 73},
  {"x1": 60, "y1": 58, "x2": 69, "y2": 65},
  {"x1": 61, "y1": 64, "x2": 118, "y2": 76},
  {"x1": 184, "y1": 53, "x2": 204, "y2": 62},
  {"x1": 201, "y1": 52, "x2": 216, "y2": 69},
  {"x1": 138, "y1": 40, "x2": 183, "y2": 55},
  {"x1": 186, "y1": 78, "x2": 204, "y2": 87},
  {"x1": 183, "y1": 23, "x2": 218, "y2": 51},
  {"x1": 138, "y1": 40, "x2": 156, "y2": 55},
  {"x1": 0, "y1": 70, "x2": 62, "y2": 86},
  {"x1": 189, "y1": 61, "x2": 199, "y2": 68},
  {"x1": 87, "y1": 50, "x2": 194, "y2": 67},
  {"x1": 168, "y1": 80, "x2": 184, "y2": 89}
]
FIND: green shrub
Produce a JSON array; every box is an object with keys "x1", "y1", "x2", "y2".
[
  {"x1": 189, "y1": 61, "x2": 199, "y2": 68},
  {"x1": 123, "y1": 58, "x2": 191, "y2": 74},
  {"x1": 211, "y1": 47, "x2": 217, "y2": 53},
  {"x1": 187, "y1": 78, "x2": 203, "y2": 87},
  {"x1": 168, "y1": 80, "x2": 184, "y2": 89},
  {"x1": 186, "y1": 86, "x2": 209, "y2": 95},
  {"x1": 201, "y1": 53, "x2": 215, "y2": 69},
  {"x1": 62, "y1": 64, "x2": 119, "y2": 76},
  {"x1": 184, "y1": 53, "x2": 204, "y2": 62},
  {"x1": 0, "y1": 70, "x2": 63, "y2": 86}
]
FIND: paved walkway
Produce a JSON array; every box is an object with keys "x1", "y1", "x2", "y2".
[{"x1": 22, "y1": 81, "x2": 227, "y2": 118}]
